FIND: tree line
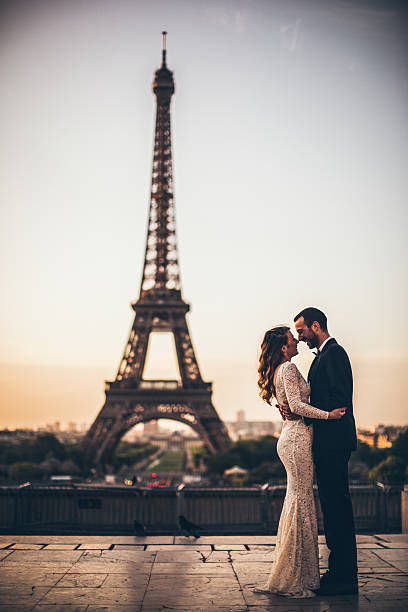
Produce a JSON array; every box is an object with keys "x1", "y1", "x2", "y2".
[
  {"x1": 194, "y1": 429, "x2": 408, "y2": 486},
  {"x1": 0, "y1": 434, "x2": 157, "y2": 483}
]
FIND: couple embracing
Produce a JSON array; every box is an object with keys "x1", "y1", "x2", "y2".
[{"x1": 256, "y1": 307, "x2": 358, "y2": 598}]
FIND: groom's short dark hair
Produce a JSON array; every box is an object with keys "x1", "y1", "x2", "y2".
[{"x1": 294, "y1": 307, "x2": 328, "y2": 331}]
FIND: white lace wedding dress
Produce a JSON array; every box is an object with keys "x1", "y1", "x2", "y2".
[{"x1": 256, "y1": 361, "x2": 329, "y2": 598}]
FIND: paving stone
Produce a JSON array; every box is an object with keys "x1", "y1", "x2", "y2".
[
  {"x1": 358, "y1": 572, "x2": 408, "y2": 599},
  {"x1": 375, "y1": 549, "x2": 408, "y2": 561},
  {"x1": 1, "y1": 533, "x2": 407, "y2": 610},
  {"x1": 203, "y1": 551, "x2": 230, "y2": 562},
  {"x1": 242, "y1": 607, "x2": 315, "y2": 612},
  {"x1": 230, "y1": 562, "x2": 271, "y2": 584},
  {"x1": 99, "y1": 549, "x2": 156, "y2": 562},
  {"x1": 33, "y1": 607, "x2": 88, "y2": 611},
  {"x1": 0, "y1": 549, "x2": 84, "y2": 564},
  {"x1": 385, "y1": 560, "x2": 408, "y2": 572},
  {"x1": 111, "y1": 544, "x2": 145, "y2": 550},
  {"x1": 0, "y1": 606, "x2": 30, "y2": 611},
  {"x1": 356, "y1": 550, "x2": 392, "y2": 567},
  {"x1": 86, "y1": 608, "x2": 143, "y2": 612},
  {"x1": 0, "y1": 534, "x2": 172, "y2": 544},
  {"x1": 143, "y1": 575, "x2": 245, "y2": 608},
  {"x1": 299, "y1": 598, "x2": 370, "y2": 611},
  {"x1": 354, "y1": 604, "x2": 408, "y2": 612},
  {"x1": 56, "y1": 573, "x2": 108, "y2": 588},
  {"x1": 9, "y1": 543, "x2": 44, "y2": 549},
  {"x1": 230, "y1": 550, "x2": 275, "y2": 563},
  {"x1": 68, "y1": 559, "x2": 152, "y2": 574},
  {"x1": 152, "y1": 562, "x2": 234, "y2": 575},
  {"x1": 154, "y1": 550, "x2": 205, "y2": 563},
  {"x1": 82, "y1": 550, "x2": 103, "y2": 557},
  {"x1": 243, "y1": 584, "x2": 362, "y2": 607},
  {"x1": 375, "y1": 534, "x2": 408, "y2": 542},
  {"x1": 356, "y1": 535, "x2": 380, "y2": 543},
  {"x1": 0, "y1": 569, "x2": 65, "y2": 587},
  {"x1": 87, "y1": 608, "x2": 145, "y2": 612},
  {"x1": 229, "y1": 583, "x2": 288, "y2": 607},
  {"x1": 78, "y1": 543, "x2": 114, "y2": 549},
  {"x1": 103, "y1": 573, "x2": 150, "y2": 588},
  {"x1": 174, "y1": 535, "x2": 278, "y2": 545},
  {"x1": 116, "y1": 535, "x2": 173, "y2": 544},
  {"x1": 40, "y1": 587, "x2": 145, "y2": 606},
  {"x1": 146, "y1": 544, "x2": 211, "y2": 550},
  {"x1": 142, "y1": 607, "x2": 247, "y2": 611},
  {"x1": 0, "y1": 550, "x2": 13, "y2": 561},
  {"x1": 42, "y1": 543, "x2": 80, "y2": 550},
  {"x1": 0, "y1": 586, "x2": 50, "y2": 605},
  {"x1": 358, "y1": 565, "x2": 406, "y2": 574}
]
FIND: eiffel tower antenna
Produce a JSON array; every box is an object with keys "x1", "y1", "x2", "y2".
[{"x1": 83, "y1": 34, "x2": 231, "y2": 468}]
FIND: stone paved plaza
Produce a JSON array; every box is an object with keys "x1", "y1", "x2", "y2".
[{"x1": 0, "y1": 534, "x2": 407, "y2": 611}]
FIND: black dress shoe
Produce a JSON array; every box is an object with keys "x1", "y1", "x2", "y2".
[
  {"x1": 316, "y1": 581, "x2": 358, "y2": 596},
  {"x1": 319, "y1": 571, "x2": 336, "y2": 587}
]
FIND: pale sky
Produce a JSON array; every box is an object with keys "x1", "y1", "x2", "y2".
[{"x1": 1, "y1": 0, "x2": 407, "y2": 430}]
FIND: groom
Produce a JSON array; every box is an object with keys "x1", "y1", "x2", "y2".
[{"x1": 280, "y1": 307, "x2": 358, "y2": 595}]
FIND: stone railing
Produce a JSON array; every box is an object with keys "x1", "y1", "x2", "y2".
[
  {"x1": 402, "y1": 484, "x2": 408, "y2": 533},
  {"x1": 0, "y1": 483, "x2": 403, "y2": 534}
]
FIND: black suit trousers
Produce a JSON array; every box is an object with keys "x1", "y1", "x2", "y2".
[{"x1": 314, "y1": 450, "x2": 358, "y2": 582}]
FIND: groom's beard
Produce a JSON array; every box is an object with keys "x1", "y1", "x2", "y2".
[{"x1": 306, "y1": 332, "x2": 319, "y2": 349}]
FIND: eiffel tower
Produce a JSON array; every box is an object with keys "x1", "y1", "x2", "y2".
[{"x1": 84, "y1": 33, "x2": 231, "y2": 467}]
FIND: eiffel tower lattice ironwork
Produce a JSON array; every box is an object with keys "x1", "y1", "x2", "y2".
[{"x1": 84, "y1": 33, "x2": 231, "y2": 467}]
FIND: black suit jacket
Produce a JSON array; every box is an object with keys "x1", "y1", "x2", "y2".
[{"x1": 307, "y1": 338, "x2": 357, "y2": 453}]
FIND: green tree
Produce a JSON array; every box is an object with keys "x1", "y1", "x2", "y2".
[
  {"x1": 9, "y1": 462, "x2": 41, "y2": 482},
  {"x1": 351, "y1": 441, "x2": 388, "y2": 469},
  {"x1": 19, "y1": 434, "x2": 66, "y2": 463},
  {"x1": 244, "y1": 460, "x2": 286, "y2": 485},
  {"x1": 204, "y1": 436, "x2": 280, "y2": 475},
  {"x1": 368, "y1": 456, "x2": 406, "y2": 484},
  {"x1": 65, "y1": 443, "x2": 88, "y2": 474},
  {"x1": 113, "y1": 441, "x2": 158, "y2": 469},
  {"x1": 0, "y1": 442, "x2": 21, "y2": 465},
  {"x1": 38, "y1": 456, "x2": 61, "y2": 476},
  {"x1": 390, "y1": 430, "x2": 408, "y2": 464}
]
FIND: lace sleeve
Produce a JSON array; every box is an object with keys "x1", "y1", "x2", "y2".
[{"x1": 281, "y1": 363, "x2": 329, "y2": 420}]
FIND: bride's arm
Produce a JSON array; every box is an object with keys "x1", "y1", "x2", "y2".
[{"x1": 281, "y1": 363, "x2": 329, "y2": 420}]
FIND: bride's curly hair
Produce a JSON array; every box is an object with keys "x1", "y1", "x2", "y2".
[{"x1": 258, "y1": 325, "x2": 290, "y2": 405}]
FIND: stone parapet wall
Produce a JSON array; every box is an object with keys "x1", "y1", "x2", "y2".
[{"x1": 0, "y1": 484, "x2": 403, "y2": 534}]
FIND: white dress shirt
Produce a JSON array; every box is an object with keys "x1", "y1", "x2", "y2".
[{"x1": 318, "y1": 336, "x2": 332, "y2": 353}]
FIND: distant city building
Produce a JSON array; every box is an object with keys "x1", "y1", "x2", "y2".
[
  {"x1": 236, "y1": 410, "x2": 245, "y2": 423},
  {"x1": 67, "y1": 422, "x2": 77, "y2": 434},
  {"x1": 0, "y1": 428, "x2": 37, "y2": 443},
  {"x1": 357, "y1": 424, "x2": 407, "y2": 448},
  {"x1": 226, "y1": 418, "x2": 281, "y2": 441},
  {"x1": 142, "y1": 429, "x2": 199, "y2": 450}
]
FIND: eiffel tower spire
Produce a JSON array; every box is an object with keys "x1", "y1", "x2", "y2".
[
  {"x1": 139, "y1": 31, "x2": 181, "y2": 301},
  {"x1": 83, "y1": 34, "x2": 231, "y2": 468}
]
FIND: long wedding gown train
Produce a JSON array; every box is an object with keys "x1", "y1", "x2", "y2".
[{"x1": 256, "y1": 361, "x2": 329, "y2": 598}]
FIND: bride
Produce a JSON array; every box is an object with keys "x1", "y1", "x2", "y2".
[{"x1": 255, "y1": 325, "x2": 346, "y2": 598}]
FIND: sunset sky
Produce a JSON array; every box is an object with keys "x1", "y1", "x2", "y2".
[{"x1": 1, "y1": 0, "x2": 407, "y2": 431}]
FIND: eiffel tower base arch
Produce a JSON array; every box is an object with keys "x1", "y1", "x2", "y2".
[{"x1": 83, "y1": 386, "x2": 231, "y2": 469}]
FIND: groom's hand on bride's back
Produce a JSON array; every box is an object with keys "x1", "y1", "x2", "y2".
[{"x1": 277, "y1": 402, "x2": 301, "y2": 421}]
